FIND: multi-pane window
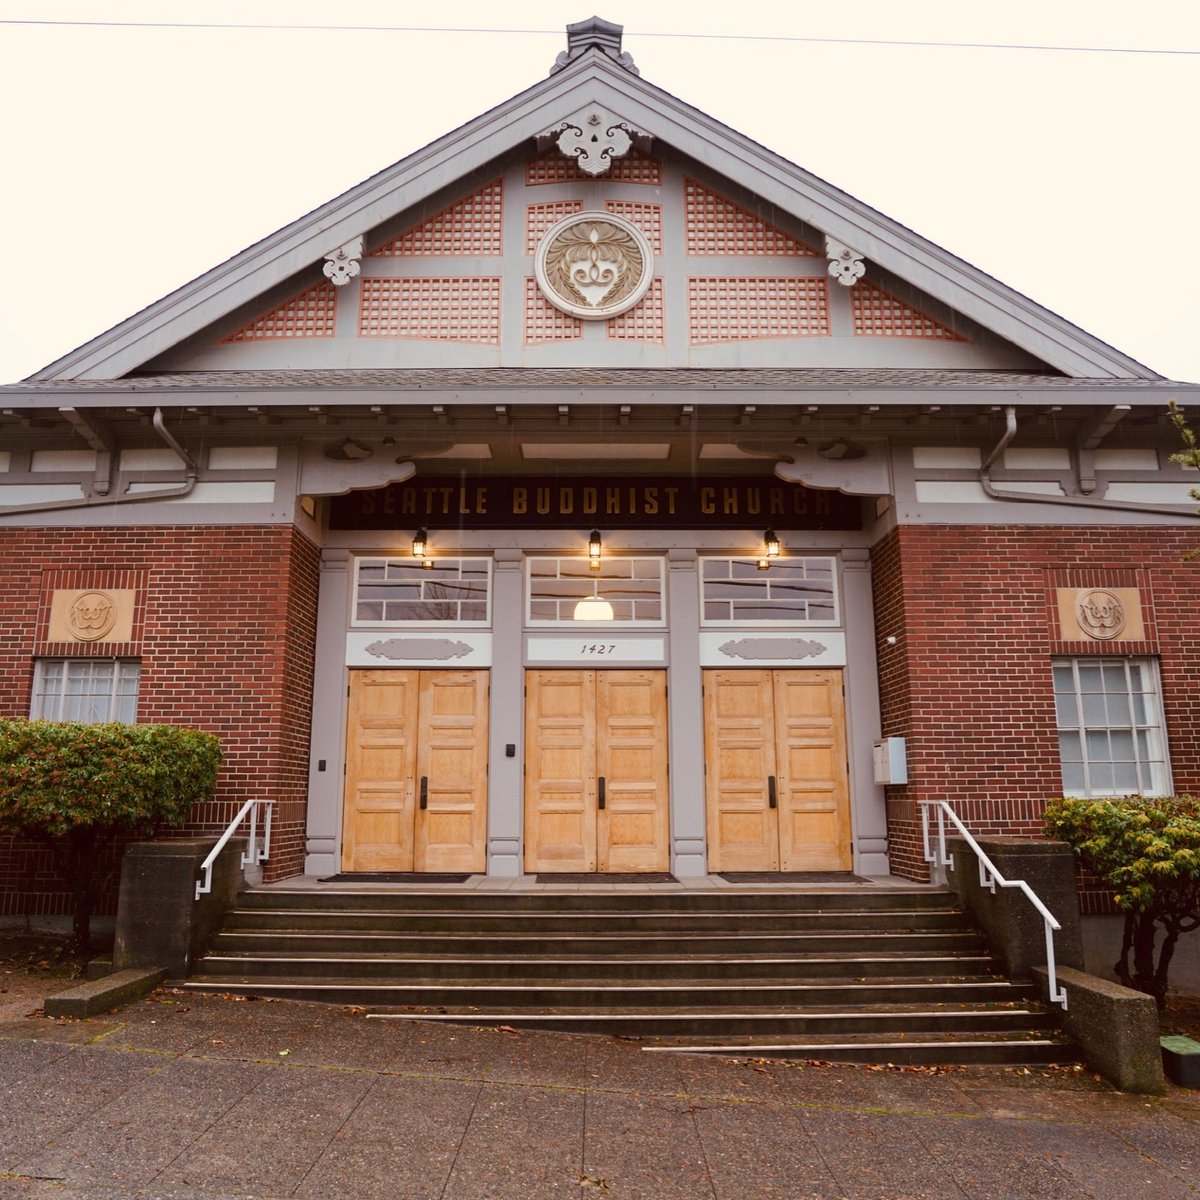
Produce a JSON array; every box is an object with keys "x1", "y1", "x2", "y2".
[
  {"x1": 354, "y1": 557, "x2": 492, "y2": 625},
  {"x1": 31, "y1": 659, "x2": 140, "y2": 723},
  {"x1": 1053, "y1": 657, "x2": 1170, "y2": 797},
  {"x1": 526, "y1": 557, "x2": 665, "y2": 625},
  {"x1": 700, "y1": 557, "x2": 838, "y2": 625}
]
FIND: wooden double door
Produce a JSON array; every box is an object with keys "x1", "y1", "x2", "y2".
[
  {"x1": 341, "y1": 669, "x2": 488, "y2": 873},
  {"x1": 704, "y1": 669, "x2": 851, "y2": 873},
  {"x1": 524, "y1": 669, "x2": 670, "y2": 873}
]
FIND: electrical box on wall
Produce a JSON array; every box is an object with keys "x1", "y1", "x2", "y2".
[{"x1": 873, "y1": 737, "x2": 908, "y2": 785}]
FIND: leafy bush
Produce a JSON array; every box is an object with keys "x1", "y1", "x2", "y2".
[
  {"x1": 1044, "y1": 794, "x2": 1200, "y2": 1008},
  {"x1": 0, "y1": 720, "x2": 222, "y2": 950}
]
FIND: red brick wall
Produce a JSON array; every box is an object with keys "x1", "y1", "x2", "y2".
[
  {"x1": 0, "y1": 525, "x2": 320, "y2": 918},
  {"x1": 871, "y1": 524, "x2": 1200, "y2": 892}
]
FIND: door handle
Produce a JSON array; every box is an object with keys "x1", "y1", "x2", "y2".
[
  {"x1": 598, "y1": 776, "x2": 606, "y2": 810},
  {"x1": 419, "y1": 775, "x2": 428, "y2": 810},
  {"x1": 768, "y1": 775, "x2": 777, "y2": 809}
]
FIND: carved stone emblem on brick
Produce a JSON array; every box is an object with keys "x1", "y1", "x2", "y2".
[
  {"x1": 1076, "y1": 590, "x2": 1127, "y2": 640},
  {"x1": 534, "y1": 211, "x2": 653, "y2": 320},
  {"x1": 67, "y1": 591, "x2": 117, "y2": 642}
]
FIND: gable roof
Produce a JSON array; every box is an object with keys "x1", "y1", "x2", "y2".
[{"x1": 31, "y1": 26, "x2": 1158, "y2": 384}]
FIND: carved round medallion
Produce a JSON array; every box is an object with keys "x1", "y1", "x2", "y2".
[
  {"x1": 67, "y1": 591, "x2": 117, "y2": 642},
  {"x1": 534, "y1": 211, "x2": 653, "y2": 320},
  {"x1": 1076, "y1": 589, "x2": 1126, "y2": 640}
]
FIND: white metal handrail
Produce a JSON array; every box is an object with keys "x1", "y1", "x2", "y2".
[
  {"x1": 921, "y1": 800, "x2": 1068, "y2": 1010},
  {"x1": 195, "y1": 798, "x2": 274, "y2": 900}
]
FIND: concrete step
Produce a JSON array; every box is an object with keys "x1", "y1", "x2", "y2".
[
  {"x1": 180, "y1": 976, "x2": 1037, "y2": 1009},
  {"x1": 192, "y1": 950, "x2": 1001, "y2": 982},
  {"x1": 235, "y1": 888, "x2": 959, "y2": 914},
  {"x1": 220, "y1": 907, "x2": 974, "y2": 935},
  {"x1": 365, "y1": 1003, "x2": 1060, "y2": 1038},
  {"x1": 209, "y1": 929, "x2": 988, "y2": 957}
]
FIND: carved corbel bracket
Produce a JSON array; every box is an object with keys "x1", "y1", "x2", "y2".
[
  {"x1": 538, "y1": 108, "x2": 651, "y2": 176},
  {"x1": 323, "y1": 236, "x2": 364, "y2": 287},
  {"x1": 298, "y1": 440, "x2": 422, "y2": 497},
  {"x1": 737, "y1": 437, "x2": 892, "y2": 496},
  {"x1": 825, "y1": 236, "x2": 866, "y2": 287}
]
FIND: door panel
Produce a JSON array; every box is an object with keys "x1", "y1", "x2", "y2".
[
  {"x1": 415, "y1": 671, "x2": 489, "y2": 873},
  {"x1": 703, "y1": 670, "x2": 777, "y2": 872},
  {"x1": 704, "y1": 668, "x2": 851, "y2": 873},
  {"x1": 597, "y1": 671, "x2": 670, "y2": 872},
  {"x1": 774, "y1": 670, "x2": 850, "y2": 872},
  {"x1": 524, "y1": 671, "x2": 596, "y2": 872},
  {"x1": 342, "y1": 669, "x2": 488, "y2": 873},
  {"x1": 342, "y1": 670, "x2": 419, "y2": 872},
  {"x1": 525, "y1": 670, "x2": 668, "y2": 873}
]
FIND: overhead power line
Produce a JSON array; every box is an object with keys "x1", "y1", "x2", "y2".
[{"x1": 0, "y1": 18, "x2": 1197, "y2": 57}]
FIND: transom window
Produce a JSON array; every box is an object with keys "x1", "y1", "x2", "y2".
[
  {"x1": 354, "y1": 557, "x2": 492, "y2": 625},
  {"x1": 700, "y1": 556, "x2": 838, "y2": 625},
  {"x1": 526, "y1": 557, "x2": 665, "y2": 626},
  {"x1": 1053, "y1": 657, "x2": 1170, "y2": 797},
  {"x1": 31, "y1": 659, "x2": 140, "y2": 724}
]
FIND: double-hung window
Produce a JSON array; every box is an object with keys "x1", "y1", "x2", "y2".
[
  {"x1": 1052, "y1": 657, "x2": 1170, "y2": 797},
  {"x1": 31, "y1": 659, "x2": 141, "y2": 724}
]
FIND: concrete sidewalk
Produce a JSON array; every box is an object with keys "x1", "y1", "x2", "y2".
[{"x1": 1, "y1": 984, "x2": 1198, "y2": 1200}]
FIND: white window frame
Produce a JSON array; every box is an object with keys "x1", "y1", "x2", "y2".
[
  {"x1": 1052, "y1": 656, "x2": 1171, "y2": 798},
  {"x1": 698, "y1": 555, "x2": 840, "y2": 627},
  {"x1": 352, "y1": 556, "x2": 493, "y2": 628},
  {"x1": 31, "y1": 658, "x2": 141, "y2": 724},
  {"x1": 525, "y1": 555, "x2": 667, "y2": 628}
]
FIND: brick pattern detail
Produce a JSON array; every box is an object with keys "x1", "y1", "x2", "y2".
[
  {"x1": 524, "y1": 278, "x2": 584, "y2": 343},
  {"x1": 688, "y1": 277, "x2": 830, "y2": 342},
  {"x1": 871, "y1": 525, "x2": 1200, "y2": 897},
  {"x1": 607, "y1": 278, "x2": 665, "y2": 343},
  {"x1": 359, "y1": 278, "x2": 501, "y2": 342},
  {"x1": 371, "y1": 179, "x2": 503, "y2": 257},
  {"x1": 685, "y1": 180, "x2": 817, "y2": 256},
  {"x1": 605, "y1": 201, "x2": 664, "y2": 253},
  {"x1": 525, "y1": 201, "x2": 584, "y2": 253},
  {"x1": 0, "y1": 526, "x2": 320, "y2": 917},
  {"x1": 222, "y1": 282, "x2": 337, "y2": 342},
  {"x1": 852, "y1": 280, "x2": 968, "y2": 341},
  {"x1": 525, "y1": 146, "x2": 662, "y2": 185}
]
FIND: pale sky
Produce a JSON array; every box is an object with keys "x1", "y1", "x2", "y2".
[{"x1": 1, "y1": 1, "x2": 1197, "y2": 383}]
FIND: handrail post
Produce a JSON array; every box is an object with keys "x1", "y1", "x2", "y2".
[{"x1": 195, "y1": 799, "x2": 274, "y2": 900}]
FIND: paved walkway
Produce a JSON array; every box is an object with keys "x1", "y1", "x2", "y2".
[{"x1": 1, "y1": 981, "x2": 1198, "y2": 1200}]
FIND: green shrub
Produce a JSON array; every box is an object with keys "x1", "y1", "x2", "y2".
[
  {"x1": 1044, "y1": 794, "x2": 1200, "y2": 1008},
  {"x1": 0, "y1": 720, "x2": 222, "y2": 950}
]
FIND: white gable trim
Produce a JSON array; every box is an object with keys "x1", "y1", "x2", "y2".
[{"x1": 34, "y1": 50, "x2": 1155, "y2": 383}]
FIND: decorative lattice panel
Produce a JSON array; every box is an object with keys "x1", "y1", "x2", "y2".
[
  {"x1": 688, "y1": 278, "x2": 830, "y2": 343},
  {"x1": 604, "y1": 202, "x2": 664, "y2": 253},
  {"x1": 608, "y1": 278, "x2": 665, "y2": 342},
  {"x1": 851, "y1": 281, "x2": 968, "y2": 340},
  {"x1": 525, "y1": 145, "x2": 662, "y2": 186},
  {"x1": 685, "y1": 180, "x2": 817, "y2": 256},
  {"x1": 525, "y1": 201, "x2": 584, "y2": 253},
  {"x1": 371, "y1": 180, "x2": 504, "y2": 257},
  {"x1": 524, "y1": 278, "x2": 584, "y2": 343},
  {"x1": 222, "y1": 282, "x2": 337, "y2": 342},
  {"x1": 359, "y1": 278, "x2": 502, "y2": 342}
]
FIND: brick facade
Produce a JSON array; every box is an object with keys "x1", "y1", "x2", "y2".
[
  {"x1": 0, "y1": 525, "x2": 320, "y2": 918},
  {"x1": 871, "y1": 524, "x2": 1200, "y2": 896}
]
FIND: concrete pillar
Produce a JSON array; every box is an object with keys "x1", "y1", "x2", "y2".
[
  {"x1": 487, "y1": 548, "x2": 524, "y2": 876},
  {"x1": 666, "y1": 548, "x2": 706, "y2": 877},
  {"x1": 305, "y1": 548, "x2": 352, "y2": 876}
]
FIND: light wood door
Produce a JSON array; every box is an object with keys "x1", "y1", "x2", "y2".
[
  {"x1": 525, "y1": 670, "x2": 669, "y2": 873},
  {"x1": 704, "y1": 669, "x2": 851, "y2": 873},
  {"x1": 342, "y1": 669, "x2": 488, "y2": 873}
]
